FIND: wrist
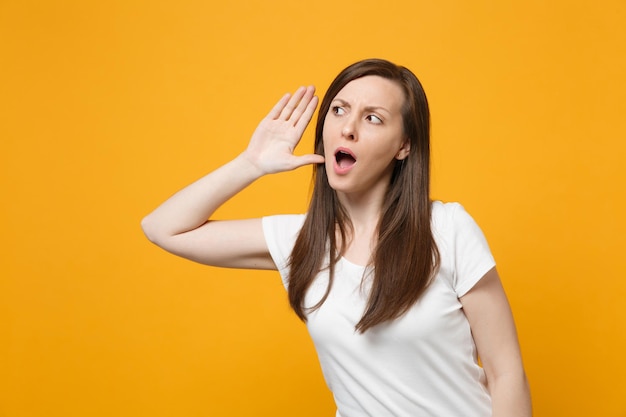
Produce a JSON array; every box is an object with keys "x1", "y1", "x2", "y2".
[{"x1": 234, "y1": 151, "x2": 268, "y2": 179}]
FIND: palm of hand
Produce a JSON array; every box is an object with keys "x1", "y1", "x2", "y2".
[{"x1": 244, "y1": 86, "x2": 325, "y2": 174}]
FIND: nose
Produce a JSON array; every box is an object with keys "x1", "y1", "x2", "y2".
[{"x1": 341, "y1": 117, "x2": 357, "y2": 141}]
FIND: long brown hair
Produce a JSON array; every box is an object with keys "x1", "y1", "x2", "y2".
[{"x1": 288, "y1": 58, "x2": 440, "y2": 333}]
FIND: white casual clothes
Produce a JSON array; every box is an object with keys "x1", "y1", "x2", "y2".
[{"x1": 262, "y1": 202, "x2": 495, "y2": 417}]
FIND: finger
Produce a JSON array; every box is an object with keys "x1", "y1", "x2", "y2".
[
  {"x1": 278, "y1": 86, "x2": 307, "y2": 120},
  {"x1": 294, "y1": 94, "x2": 319, "y2": 133},
  {"x1": 288, "y1": 86, "x2": 316, "y2": 126},
  {"x1": 266, "y1": 93, "x2": 291, "y2": 120},
  {"x1": 290, "y1": 153, "x2": 325, "y2": 169}
]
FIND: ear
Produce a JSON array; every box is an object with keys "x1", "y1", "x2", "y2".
[{"x1": 395, "y1": 139, "x2": 411, "y2": 160}]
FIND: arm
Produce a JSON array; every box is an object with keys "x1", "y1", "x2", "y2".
[
  {"x1": 141, "y1": 86, "x2": 324, "y2": 269},
  {"x1": 460, "y1": 267, "x2": 532, "y2": 417}
]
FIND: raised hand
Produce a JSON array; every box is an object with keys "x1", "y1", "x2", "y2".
[
  {"x1": 142, "y1": 86, "x2": 326, "y2": 268},
  {"x1": 242, "y1": 86, "x2": 325, "y2": 175}
]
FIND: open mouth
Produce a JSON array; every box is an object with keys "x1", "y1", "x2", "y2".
[{"x1": 335, "y1": 149, "x2": 357, "y2": 169}]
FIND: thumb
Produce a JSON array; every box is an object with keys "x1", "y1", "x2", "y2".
[{"x1": 291, "y1": 153, "x2": 325, "y2": 169}]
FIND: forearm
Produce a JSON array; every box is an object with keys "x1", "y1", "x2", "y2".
[
  {"x1": 490, "y1": 371, "x2": 532, "y2": 417},
  {"x1": 141, "y1": 85, "x2": 322, "y2": 258},
  {"x1": 141, "y1": 153, "x2": 263, "y2": 242}
]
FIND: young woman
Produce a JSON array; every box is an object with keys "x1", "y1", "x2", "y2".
[{"x1": 142, "y1": 59, "x2": 531, "y2": 417}]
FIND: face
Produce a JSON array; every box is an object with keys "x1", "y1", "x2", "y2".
[{"x1": 322, "y1": 75, "x2": 410, "y2": 197}]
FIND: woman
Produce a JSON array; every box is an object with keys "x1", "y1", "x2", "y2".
[{"x1": 142, "y1": 59, "x2": 531, "y2": 416}]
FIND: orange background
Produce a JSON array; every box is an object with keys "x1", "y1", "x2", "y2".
[{"x1": 1, "y1": 1, "x2": 625, "y2": 416}]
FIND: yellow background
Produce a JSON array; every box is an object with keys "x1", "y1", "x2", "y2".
[{"x1": 1, "y1": 1, "x2": 625, "y2": 416}]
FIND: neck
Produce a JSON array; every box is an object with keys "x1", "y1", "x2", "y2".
[
  {"x1": 334, "y1": 186, "x2": 388, "y2": 265},
  {"x1": 338, "y1": 191, "x2": 384, "y2": 230}
]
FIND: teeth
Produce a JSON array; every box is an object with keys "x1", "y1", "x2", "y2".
[
  {"x1": 335, "y1": 150, "x2": 356, "y2": 168},
  {"x1": 335, "y1": 151, "x2": 348, "y2": 162}
]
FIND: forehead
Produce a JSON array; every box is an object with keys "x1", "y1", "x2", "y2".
[{"x1": 333, "y1": 75, "x2": 405, "y2": 112}]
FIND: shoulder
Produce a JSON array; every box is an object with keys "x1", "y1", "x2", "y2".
[
  {"x1": 262, "y1": 214, "x2": 306, "y2": 236},
  {"x1": 261, "y1": 214, "x2": 306, "y2": 270},
  {"x1": 431, "y1": 201, "x2": 464, "y2": 259},
  {"x1": 431, "y1": 201, "x2": 496, "y2": 296},
  {"x1": 431, "y1": 200, "x2": 489, "y2": 245},
  {"x1": 431, "y1": 201, "x2": 470, "y2": 231}
]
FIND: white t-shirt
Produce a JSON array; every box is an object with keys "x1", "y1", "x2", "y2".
[{"x1": 262, "y1": 201, "x2": 495, "y2": 417}]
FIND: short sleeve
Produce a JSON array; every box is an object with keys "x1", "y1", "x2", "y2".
[
  {"x1": 262, "y1": 214, "x2": 306, "y2": 289},
  {"x1": 449, "y1": 204, "x2": 496, "y2": 297}
]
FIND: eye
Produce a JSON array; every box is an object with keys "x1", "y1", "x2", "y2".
[
  {"x1": 366, "y1": 114, "x2": 382, "y2": 124},
  {"x1": 331, "y1": 106, "x2": 345, "y2": 115}
]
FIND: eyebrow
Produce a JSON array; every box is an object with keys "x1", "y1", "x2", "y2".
[{"x1": 331, "y1": 98, "x2": 392, "y2": 116}]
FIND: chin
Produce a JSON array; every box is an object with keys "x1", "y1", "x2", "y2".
[
  {"x1": 325, "y1": 175, "x2": 346, "y2": 192},
  {"x1": 326, "y1": 176, "x2": 358, "y2": 195}
]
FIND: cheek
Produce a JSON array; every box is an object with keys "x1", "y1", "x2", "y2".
[
  {"x1": 321, "y1": 119, "x2": 335, "y2": 150},
  {"x1": 321, "y1": 131, "x2": 330, "y2": 152},
  {"x1": 371, "y1": 136, "x2": 405, "y2": 158},
  {"x1": 322, "y1": 114, "x2": 336, "y2": 136}
]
